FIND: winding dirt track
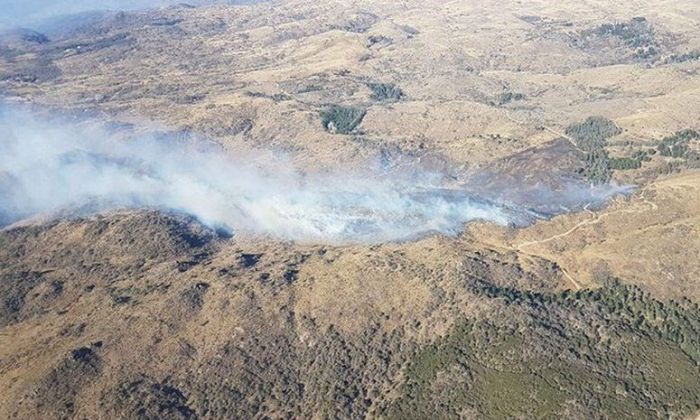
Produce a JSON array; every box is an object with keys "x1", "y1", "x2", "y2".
[{"x1": 511, "y1": 191, "x2": 658, "y2": 290}]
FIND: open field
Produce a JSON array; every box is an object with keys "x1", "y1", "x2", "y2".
[{"x1": 1, "y1": 0, "x2": 699, "y2": 418}]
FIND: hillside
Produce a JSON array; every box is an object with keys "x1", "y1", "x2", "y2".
[
  {"x1": 1, "y1": 211, "x2": 698, "y2": 418},
  {"x1": 0, "y1": 0, "x2": 699, "y2": 418}
]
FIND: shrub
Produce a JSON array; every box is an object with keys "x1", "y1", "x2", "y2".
[
  {"x1": 367, "y1": 82, "x2": 404, "y2": 102},
  {"x1": 632, "y1": 150, "x2": 653, "y2": 161},
  {"x1": 657, "y1": 129, "x2": 699, "y2": 158},
  {"x1": 388, "y1": 278, "x2": 700, "y2": 419},
  {"x1": 608, "y1": 157, "x2": 642, "y2": 170},
  {"x1": 566, "y1": 117, "x2": 621, "y2": 184},
  {"x1": 583, "y1": 149, "x2": 613, "y2": 184},
  {"x1": 666, "y1": 51, "x2": 700, "y2": 64},
  {"x1": 594, "y1": 17, "x2": 657, "y2": 54},
  {"x1": 321, "y1": 105, "x2": 366, "y2": 134},
  {"x1": 565, "y1": 116, "x2": 621, "y2": 151},
  {"x1": 498, "y1": 91, "x2": 525, "y2": 105}
]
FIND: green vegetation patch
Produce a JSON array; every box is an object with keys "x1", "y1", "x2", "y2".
[
  {"x1": 657, "y1": 129, "x2": 699, "y2": 158},
  {"x1": 593, "y1": 17, "x2": 659, "y2": 60},
  {"x1": 497, "y1": 91, "x2": 525, "y2": 105},
  {"x1": 321, "y1": 105, "x2": 367, "y2": 134},
  {"x1": 386, "y1": 279, "x2": 700, "y2": 419},
  {"x1": 566, "y1": 116, "x2": 621, "y2": 151},
  {"x1": 608, "y1": 156, "x2": 642, "y2": 170},
  {"x1": 566, "y1": 116, "x2": 622, "y2": 184},
  {"x1": 608, "y1": 149, "x2": 654, "y2": 171},
  {"x1": 367, "y1": 82, "x2": 405, "y2": 102},
  {"x1": 580, "y1": 149, "x2": 613, "y2": 184},
  {"x1": 666, "y1": 51, "x2": 700, "y2": 64},
  {"x1": 564, "y1": 124, "x2": 700, "y2": 180}
]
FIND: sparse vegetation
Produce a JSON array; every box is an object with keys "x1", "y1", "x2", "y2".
[
  {"x1": 657, "y1": 129, "x2": 699, "y2": 158},
  {"x1": 244, "y1": 91, "x2": 291, "y2": 102},
  {"x1": 333, "y1": 13, "x2": 379, "y2": 33},
  {"x1": 367, "y1": 35, "x2": 392, "y2": 48},
  {"x1": 608, "y1": 156, "x2": 642, "y2": 170},
  {"x1": 367, "y1": 82, "x2": 405, "y2": 102},
  {"x1": 321, "y1": 105, "x2": 366, "y2": 134},
  {"x1": 387, "y1": 279, "x2": 700, "y2": 419},
  {"x1": 497, "y1": 91, "x2": 525, "y2": 105},
  {"x1": 6, "y1": 212, "x2": 698, "y2": 419},
  {"x1": 665, "y1": 50, "x2": 700, "y2": 64},
  {"x1": 632, "y1": 149, "x2": 654, "y2": 161},
  {"x1": 0, "y1": 56, "x2": 62, "y2": 83},
  {"x1": 400, "y1": 25, "x2": 419, "y2": 35},
  {"x1": 593, "y1": 17, "x2": 659, "y2": 60},
  {"x1": 608, "y1": 149, "x2": 653, "y2": 170}
]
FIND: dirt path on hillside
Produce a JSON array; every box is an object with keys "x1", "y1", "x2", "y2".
[{"x1": 509, "y1": 191, "x2": 657, "y2": 290}]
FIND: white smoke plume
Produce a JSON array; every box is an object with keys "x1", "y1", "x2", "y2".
[
  {"x1": 0, "y1": 107, "x2": 523, "y2": 243},
  {"x1": 0, "y1": 106, "x2": 633, "y2": 243}
]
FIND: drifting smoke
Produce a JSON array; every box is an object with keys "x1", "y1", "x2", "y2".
[
  {"x1": 0, "y1": 107, "x2": 513, "y2": 243},
  {"x1": 0, "y1": 107, "x2": 631, "y2": 244}
]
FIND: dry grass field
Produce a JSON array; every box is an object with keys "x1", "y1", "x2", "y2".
[{"x1": 1, "y1": 0, "x2": 699, "y2": 418}]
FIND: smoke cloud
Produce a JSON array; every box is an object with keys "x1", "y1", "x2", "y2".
[
  {"x1": 0, "y1": 107, "x2": 631, "y2": 244},
  {"x1": 0, "y1": 107, "x2": 512, "y2": 243}
]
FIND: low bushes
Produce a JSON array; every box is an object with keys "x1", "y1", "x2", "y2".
[
  {"x1": 367, "y1": 82, "x2": 405, "y2": 102},
  {"x1": 321, "y1": 105, "x2": 366, "y2": 134}
]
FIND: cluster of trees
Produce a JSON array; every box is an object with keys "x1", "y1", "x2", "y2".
[
  {"x1": 608, "y1": 156, "x2": 642, "y2": 170},
  {"x1": 594, "y1": 17, "x2": 659, "y2": 60},
  {"x1": 566, "y1": 116, "x2": 622, "y2": 184},
  {"x1": 317, "y1": 83, "x2": 405, "y2": 135},
  {"x1": 367, "y1": 82, "x2": 405, "y2": 102},
  {"x1": 561, "y1": 117, "x2": 691, "y2": 180},
  {"x1": 566, "y1": 116, "x2": 621, "y2": 151},
  {"x1": 321, "y1": 105, "x2": 367, "y2": 134},
  {"x1": 666, "y1": 50, "x2": 700, "y2": 64},
  {"x1": 608, "y1": 149, "x2": 654, "y2": 171},
  {"x1": 497, "y1": 91, "x2": 525, "y2": 105},
  {"x1": 469, "y1": 277, "x2": 700, "y2": 365},
  {"x1": 657, "y1": 129, "x2": 699, "y2": 158},
  {"x1": 386, "y1": 278, "x2": 700, "y2": 418},
  {"x1": 564, "y1": 125, "x2": 700, "y2": 179}
]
